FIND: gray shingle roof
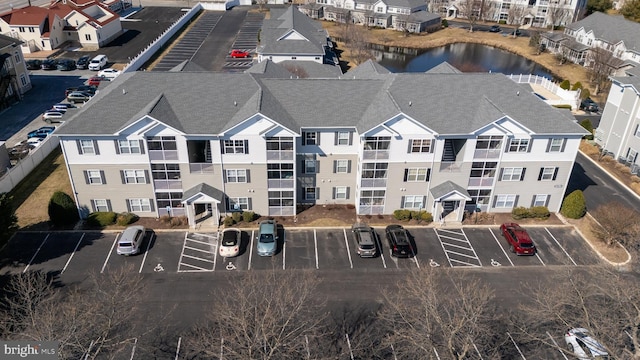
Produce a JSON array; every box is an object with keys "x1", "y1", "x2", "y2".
[
  {"x1": 56, "y1": 69, "x2": 587, "y2": 137},
  {"x1": 259, "y1": 6, "x2": 327, "y2": 57},
  {"x1": 567, "y1": 12, "x2": 640, "y2": 51},
  {"x1": 182, "y1": 183, "x2": 225, "y2": 202},
  {"x1": 277, "y1": 60, "x2": 343, "y2": 78},
  {"x1": 345, "y1": 59, "x2": 391, "y2": 78},
  {"x1": 425, "y1": 61, "x2": 461, "y2": 74},
  {"x1": 611, "y1": 76, "x2": 640, "y2": 94},
  {"x1": 430, "y1": 180, "x2": 471, "y2": 200},
  {"x1": 0, "y1": 33, "x2": 23, "y2": 48}
]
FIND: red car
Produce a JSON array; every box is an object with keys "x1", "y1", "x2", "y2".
[
  {"x1": 500, "y1": 223, "x2": 536, "y2": 255},
  {"x1": 230, "y1": 49, "x2": 250, "y2": 58},
  {"x1": 87, "y1": 76, "x2": 105, "y2": 87}
]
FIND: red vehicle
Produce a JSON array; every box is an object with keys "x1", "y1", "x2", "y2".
[
  {"x1": 87, "y1": 76, "x2": 105, "y2": 86},
  {"x1": 230, "y1": 49, "x2": 250, "y2": 58},
  {"x1": 500, "y1": 223, "x2": 536, "y2": 255}
]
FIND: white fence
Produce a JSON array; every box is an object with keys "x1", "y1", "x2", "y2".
[
  {"x1": 507, "y1": 74, "x2": 581, "y2": 110},
  {"x1": 0, "y1": 136, "x2": 61, "y2": 194}
]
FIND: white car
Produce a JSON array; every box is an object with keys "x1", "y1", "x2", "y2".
[
  {"x1": 219, "y1": 228, "x2": 241, "y2": 258},
  {"x1": 98, "y1": 68, "x2": 121, "y2": 79},
  {"x1": 565, "y1": 328, "x2": 609, "y2": 359},
  {"x1": 26, "y1": 137, "x2": 44, "y2": 148}
]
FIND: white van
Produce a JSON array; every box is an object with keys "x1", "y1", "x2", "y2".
[
  {"x1": 88, "y1": 54, "x2": 108, "y2": 71},
  {"x1": 117, "y1": 225, "x2": 146, "y2": 256}
]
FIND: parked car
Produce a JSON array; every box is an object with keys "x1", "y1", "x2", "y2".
[
  {"x1": 77, "y1": 85, "x2": 97, "y2": 95},
  {"x1": 52, "y1": 103, "x2": 77, "y2": 111},
  {"x1": 500, "y1": 223, "x2": 536, "y2": 255},
  {"x1": 219, "y1": 228, "x2": 241, "y2": 257},
  {"x1": 66, "y1": 91, "x2": 92, "y2": 103},
  {"x1": 230, "y1": 49, "x2": 250, "y2": 58},
  {"x1": 40, "y1": 59, "x2": 57, "y2": 70},
  {"x1": 564, "y1": 328, "x2": 609, "y2": 359},
  {"x1": 8, "y1": 143, "x2": 31, "y2": 161},
  {"x1": 117, "y1": 225, "x2": 146, "y2": 256},
  {"x1": 42, "y1": 110, "x2": 64, "y2": 123},
  {"x1": 26, "y1": 59, "x2": 42, "y2": 70},
  {"x1": 56, "y1": 58, "x2": 76, "y2": 71},
  {"x1": 512, "y1": 29, "x2": 522, "y2": 36},
  {"x1": 26, "y1": 137, "x2": 44, "y2": 148},
  {"x1": 489, "y1": 25, "x2": 501, "y2": 33},
  {"x1": 88, "y1": 54, "x2": 108, "y2": 71},
  {"x1": 87, "y1": 76, "x2": 106, "y2": 87},
  {"x1": 580, "y1": 98, "x2": 599, "y2": 112},
  {"x1": 352, "y1": 223, "x2": 377, "y2": 258},
  {"x1": 98, "y1": 68, "x2": 121, "y2": 79},
  {"x1": 27, "y1": 126, "x2": 55, "y2": 139},
  {"x1": 256, "y1": 220, "x2": 277, "y2": 256},
  {"x1": 385, "y1": 224, "x2": 414, "y2": 258},
  {"x1": 76, "y1": 55, "x2": 90, "y2": 69}
]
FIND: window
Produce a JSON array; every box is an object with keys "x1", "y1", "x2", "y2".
[
  {"x1": 13, "y1": 52, "x2": 20, "y2": 63},
  {"x1": 335, "y1": 160, "x2": 350, "y2": 173},
  {"x1": 376, "y1": 6, "x2": 383, "y2": 11},
  {"x1": 123, "y1": 170, "x2": 146, "y2": 184},
  {"x1": 360, "y1": 190, "x2": 386, "y2": 206},
  {"x1": 156, "y1": 192, "x2": 182, "y2": 209},
  {"x1": 404, "y1": 168, "x2": 430, "y2": 182},
  {"x1": 20, "y1": 74, "x2": 27, "y2": 86},
  {"x1": 305, "y1": 187, "x2": 317, "y2": 200},
  {"x1": 304, "y1": 132, "x2": 318, "y2": 145},
  {"x1": 18, "y1": 26, "x2": 25, "y2": 32},
  {"x1": 364, "y1": 136, "x2": 390, "y2": 150},
  {"x1": 635, "y1": 125, "x2": 640, "y2": 138},
  {"x1": 627, "y1": 148, "x2": 638, "y2": 163},
  {"x1": 228, "y1": 197, "x2": 250, "y2": 211},
  {"x1": 336, "y1": 131, "x2": 351, "y2": 145},
  {"x1": 147, "y1": 136, "x2": 177, "y2": 151},
  {"x1": 128, "y1": 198, "x2": 152, "y2": 212},
  {"x1": 92, "y1": 199, "x2": 109, "y2": 212},
  {"x1": 468, "y1": 189, "x2": 491, "y2": 206},
  {"x1": 333, "y1": 186, "x2": 348, "y2": 199},
  {"x1": 508, "y1": 138, "x2": 530, "y2": 152},
  {"x1": 547, "y1": 138, "x2": 566, "y2": 152},
  {"x1": 118, "y1": 140, "x2": 142, "y2": 154},
  {"x1": 28, "y1": 27, "x2": 35, "y2": 33},
  {"x1": 538, "y1": 167, "x2": 558, "y2": 181},
  {"x1": 470, "y1": 162, "x2": 497, "y2": 178},
  {"x1": 78, "y1": 139, "x2": 97, "y2": 154},
  {"x1": 494, "y1": 194, "x2": 517, "y2": 208},
  {"x1": 268, "y1": 191, "x2": 294, "y2": 207},
  {"x1": 362, "y1": 163, "x2": 388, "y2": 179},
  {"x1": 501, "y1": 167, "x2": 525, "y2": 181},
  {"x1": 409, "y1": 139, "x2": 432, "y2": 153},
  {"x1": 223, "y1": 140, "x2": 247, "y2": 154},
  {"x1": 476, "y1": 135, "x2": 502, "y2": 149},
  {"x1": 85, "y1": 34, "x2": 91, "y2": 41},
  {"x1": 226, "y1": 169, "x2": 248, "y2": 183},
  {"x1": 85, "y1": 170, "x2": 104, "y2": 184},
  {"x1": 151, "y1": 163, "x2": 181, "y2": 180},
  {"x1": 304, "y1": 160, "x2": 317, "y2": 174},
  {"x1": 403, "y1": 195, "x2": 424, "y2": 209},
  {"x1": 532, "y1": 194, "x2": 549, "y2": 207},
  {"x1": 268, "y1": 163, "x2": 294, "y2": 179},
  {"x1": 266, "y1": 137, "x2": 293, "y2": 151}
]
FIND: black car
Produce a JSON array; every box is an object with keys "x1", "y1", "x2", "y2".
[
  {"x1": 40, "y1": 59, "x2": 57, "y2": 70},
  {"x1": 56, "y1": 59, "x2": 76, "y2": 71},
  {"x1": 512, "y1": 29, "x2": 522, "y2": 36},
  {"x1": 580, "y1": 98, "x2": 599, "y2": 112},
  {"x1": 385, "y1": 224, "x2": 414, "y2": 258},
  {"x1": 76, "y1": 55, "x2": 90, "y2": 69},
  {"x1": 26, "y1": 59, "x2": 42, "y2": 70},
  {"x1": 489, "y1": 25, "x2": 501, "y2": 33}
]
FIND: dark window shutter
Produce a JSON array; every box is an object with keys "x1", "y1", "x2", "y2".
[
  {"x1": 83, "y1": 170, "x2": 89, "y2": 184},
  {"x1": 403, "y1": 169, "x2": 408, "y2": 182},
  {"x1": 422, "y1": 196, "x2": 426, "y2": 207},
  {"x1": 545, "y1": 195, "x2": 550, "y2": 207},
  {"x1": 248, "y1": 198, "x2": 253, "y2": 210},
  {"x1": 246, "y1": 169, "x2": 251, "y2": 183},
  {"x1": 100, "y1": 170, "x2": 106, "y2": 184},
  {"x1": 514, "y1": 195, "x2": 519, "y2": 207},
  {"x1": 144, "y1": 170, "x2": 150, "y2": 184},
  {"x1": 527, "y1": 139, "x2": 533, "y2": 152},
  {"x1": 316, "y1": 132, "x2": 320, "y2": 146},
  {"x1": 499, "y1": 168, "x2": 504, "y2": 181},
  {"x1": 430, "y1": 139, "x2": 434, "y2": 153},
  {"x1": 401, "y1": 196, "x2": 405, "y2": 207},
  {"x1": 220, "y1": 141, "x2": 225, "y2": 154},
  {"x1": 538, "y1": 168, "x2": 544, "y2": 180},
  {"x1": 149, "y1": 200, "x2": 155, "y2": 212},
  {"x1": 492, "y1": 196, "x2": 498, "y2": 208},
  {"x1": 316, "y1": 161, "x2": 319, "y2": 173},
  {"x1": 635, "y1": 124, "x2": 639, "y2": 136},
  {"x1": 332, "y1": 187, "x2": 336, "y2": 199},
  {"x1": 301, "y1": 160, "x2": 305, "y2": 174},
  {"x1": 120, "y1": 170, "x2": 126, "y2": 184},
  {"x1": 347, "y1": 160, "x2": 352, "y2": 173},
  {"x1": 126, "y1": 200, "x2": 131, "y2": 212},
  {"x1": 333, "y1": 160, "x2": 337, "y2": 173},
  {"x1": 90, "y1": 200, "x2": 96, "y2": 212},
  {"x1": 316, "y1": 187, "x2": 320, "y2": 200},
  {"x1": 520, "y1": 168, "x2": 526, "y2": 181},
  {"x1": 560, "y1": 139, "x2": 567, "y2": 152},
  {"x1": 426, "y1": 168, "x2": 431, "y2": 181},
  {"x1": 139, "y1": 140, "x2": 145, "y2": 154},
  {"x1": 106, "y1": 199, "x2": 112, "y2": 212},
  {"x1": 225, "y1": 197, "x2": 230, "y2": 211},
  {"x1": 244, "y1": 140, "x2": 249, "y2": 154},
  {"x1": 93, "y1": 140, "x2": 100, "y2": 155},
  {"x1": 348, "y1": 132, "x2": 353, "y2": 145},
  {"x1": 531, "y1": 196, "x2": 536, "y2": 207},
  {"x1": 407, "y1": 139, "x2": 412, "y2": 153},
  {"x1": 545, "y1": 139, "x2": 552, "y2": 152},
  {"x1": 334, "y1": 132, "x2": 338, "y2": 145},
  {"x1": 346, "y1": 187, "x2": 350, "y2": 199},
  {"x1": 76, "y1": 140, "x2": 83, "y2": 154},
  {"x1": 552, "y1": 167, "x2": 559, "y2": 180},
  {"x1": 114, "y1": 140, "x2": 120, "y2": 154}
]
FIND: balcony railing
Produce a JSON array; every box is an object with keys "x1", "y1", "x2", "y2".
[
  {"x1": 266, "y1": 150, "x2": 294, "y2": 161},
  {"x1": 189, "y1": 163, "x2": 214, "y2": 173},
  {"x1": 363, "y1": 150, "x2": 389, "y2": 160},
  {"x1": 268, "y1": 179, "x2": 294, "y2": 188},
  {"x1": 439, "y1": 162, "x2": 462, "y2": 172},
  {"x1": 474, "y1": 149, "x2": 501, "y2": 159},
  {"x1": 358, "y1": 205, "x2": 385, "y2": 215},
  {"x1": 153, "y1": 179, "x2": 182, "y2": 190},
  {"x1": 149, "y1": 150, "x2": 178, "y2": 161},
  {"x1": 269, "y1": 206, "x2": 295, "y2": 216},
  {"x1": 360, "y1": 178, "x2": 387, "y2": 188},
  {"x1": 468, "y1": 178, "x2": 494, "y2": 187},
  {"x1": 158, "y1": 207, "x2": 186, "y2": 217}
]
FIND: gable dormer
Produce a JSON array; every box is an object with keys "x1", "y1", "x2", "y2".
[{"x1": 277, "y1": 29, "x2": 309, "y2": 41}]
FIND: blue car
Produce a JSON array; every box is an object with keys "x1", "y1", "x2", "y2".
[
  {"x1": 256, "y1": 220, "x2": 278, "y2": 256},
  {"x1": 27, "y1": 126, "x2": 55, "y2": 139}
]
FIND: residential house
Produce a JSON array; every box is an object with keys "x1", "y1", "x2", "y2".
[
  {"x1": 540, "y1": 12, "x2": 640, "y2": 74},
  {"x1": 0, "y1": 33, "x2": 31, "y2": 110},
  {"x1": 0, "y1": 0, "x2": 122, "y2": 53},
  {"x1": 55, "y1": 61, "x2": 586, "y2": 228}
]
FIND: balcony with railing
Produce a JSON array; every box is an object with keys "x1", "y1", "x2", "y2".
[
  {"x1": 149, "y1": 150, "x2": 179, "y2": 161},
  {"x1": 360, "y1": 178, "x2": 387, "y2": 188},
  {"x1": 269, "y1": 206, "x2": 295, "y2": 216},
  {"x1": 268, "y1": 179, "x2": 294, "y2": 188},
  {"x1": 358, "y1": 205, "x2": 385, "y2": 215},
  {"x1": 439, "y1": 162, "x2": 463, "y2": 172},
  {"x1": 267, "y1": 150, "x2": 294, "y2": 161},
  {"x1": 468, "y1": 177, "x2": 494, "y2": 187},
  {"x1": 153, "y1": 179, "x2": 182, "y2": 190},
  {"x1": 363, "y1": 150, "x2": 389, "y2": 160},
  {"x1": 473, "y1": 149, "x2": 501, "y2": 159},
  {"x1": 189, "y1": 163, "x2": 214, "y2": 173}
]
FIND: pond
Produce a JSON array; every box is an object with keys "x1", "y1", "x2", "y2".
[{"x1": 376, "y1": 42, "x2": 555, "y2": 78}]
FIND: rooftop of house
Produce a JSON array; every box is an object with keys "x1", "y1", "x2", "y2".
[
  {"x1": 0, "y1": 32, "x2": 23, "y2": 49},
  {"x1": 0, "y1": 1, "x2": 118, "y2": 29},
  {"x1": 259, "y1": 6, "x2": 328, "y2": 56},
  {"x1": 567, "y1": 12, "x2": 640, "y2": 52}
]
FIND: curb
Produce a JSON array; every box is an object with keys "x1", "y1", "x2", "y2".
[{"x1": 578, "y1": 149, "x2": 640, "y2": 202}]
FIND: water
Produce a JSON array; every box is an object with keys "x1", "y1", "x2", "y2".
[{"x1": 376, "y1": 42, "x2": 554, "y2": 78}]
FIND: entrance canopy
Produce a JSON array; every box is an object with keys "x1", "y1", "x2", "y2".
[
  {"x1": 430, "y1": 181, "x2": 472, "y2": 202},
  {"x1": 182, "y1": 183, "x2": 224, "y2": 205}
]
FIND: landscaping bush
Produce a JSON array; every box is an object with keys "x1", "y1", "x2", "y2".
[
  {"x1": 232, "y1": 212, "x2": 242, "y2": 223},
  {"x1": 552, "y1": 104, "x2": 572, "y2": 109},
  {"x1": 170, "y1": 216, "x2": 187, "y2": 227},
  {"x1": 116, "y1": 212, "x2": 138, "y2": 226},
  {"x1": 441, "y1": 19, "x2": 448, "y2": 27},
  {"x1": 559, "y1": 79, "x2": 571, "y2": 90},
  {"x1": 393, "y1": 209, "x2": 412, "y2": 221},
  {"x1": 159, "y1": 215, "x2": 171, "y2": 224},
  {"x1": 511, "y1": 206, "x2": 529, "y2": 220},
  {"x1": 530, "y1": 206, "x2": 550, "y2": 219},
  {"x1": 223, "y1": 216, "x2": 235, "y2": 226},
  {"x1": 580, "y1": 119, "x2": 594, "y2": 140},
  {"x1": 581, "y1": 88, "x2": 591, "y2": 99},
  {"x1": 560, "y1": 190, "x2": 587, "y2": 219},
  {"x1": 87, "y1": 211, "x2": 117, "y2": 227},
  {"x1": 242, "y1": 211, "x2": 257, "y2": 222},
  {"x1": 48, "y1": 191, "x2": 79, "y2": 226},
  {"x1": 571, "y1": 81, "x2": 583, "y2": 90},
  {"x1": 417, "y1": 211, "x2": 433, "y2": 223}
]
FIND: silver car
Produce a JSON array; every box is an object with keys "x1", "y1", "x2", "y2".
[
  {"x1": 117, "y1": 225, "x2": 146, "y2": 256},
  {"x1": 256, "y1": 220, "x2": 277, "y2": 257},
  {"x1": 352, "y1": 223, "x2": 377, "y2": 258},
  {"x1": 565, "y1": 328, "x2": 609, "y2": 359}
]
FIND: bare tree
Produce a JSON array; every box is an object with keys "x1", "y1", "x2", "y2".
[
  {"x1": 587, "y1": 46, "x2": 615, "y2": 94},
  {"x1": 458, "y1": 0, "x2": 482, "y2": 31},
  {"x1": 256, "y1": 0, "x2": 268, "y2": 12},
  {"x1": 547, "y1": 5, "x2": 570, "y2": 29},
  {"x1": 507, "y1": 4, "x2": 526, "y2": 31},
  {"x1": 282, "y1": 64, "x2": 310, "y2": 78},
  {"x1": 378, "y1": 268, "x2": 499, "y2": 359},
  {"x1": 346, "y1": 25, "x2": 374, "y2": 66},
  {"x1": 590, "y1": 202, "x2": 640, "y2": 248},
  {"x1": 185, "y1": 270, "x2": 328, "y2": 360}
]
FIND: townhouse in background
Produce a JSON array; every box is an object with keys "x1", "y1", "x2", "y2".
[
  {"x1": 0, "y1": 33, "x2": 31, "y2": 110},
  {"x1": 55, "y1": 59, "x2": 586, "y2": 228},
  {"x1": 0, "y1": 0, "x2": 123, "y2": 54},
  {"x1": 540, "y1": 12, "x2": 640, "y2": 75}
]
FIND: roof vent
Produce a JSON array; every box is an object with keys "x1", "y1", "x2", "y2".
[
  {"x1": 122, "y1": 88, "x2": 126, "y2": 95},
  {"x1": 516, "y1": 91, "x2": 520, "y2": 96},
  {"x1": 409, "y1": 101, "x2": 412, "y2": 107},
  {"x1": 234, "y1": 101, "x2": 237, "y2": 106}
]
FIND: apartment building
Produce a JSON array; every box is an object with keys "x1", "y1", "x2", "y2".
[
  {"x1": 55, "y1": 62, "x2": 586, "y2": 227},
  {"x1": 0, "y1": 33, "x2": 31, "y2": 110}
]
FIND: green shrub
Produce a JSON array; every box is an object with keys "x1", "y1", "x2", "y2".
[
  {"x1": 571, "y1": 81, "x2": 583, "y2": 90},
  {"x1": 242, "y1": 211, "x2": 257, "y2": 222},
  {"x1": 559, "y1": 79, "x2": 571, "y2": 90},
  {"x1": 441, "y1": 19, "x2": 448, "y2": 27},
  {"x1": 498, "y1": 20, "x2": 506, "y2": 24},
  {"x1": 231, "y1": 212, "x2": 242, "y2": 223},
  {"x1": 560, "y1": 190, "x2": 587, "y2": 219},
  {"x1": 48, "y1": 191, "x2": 79, "y2": 226},
  {"x1": 223, "y1": 216, "x2": 235, "y2": 226},
  {"x1": 87, "y1": 211, "x2": 117, "y2": 227},
  {"x1": 393, "y1": 209, "x2": 411, "y2": 221},
  {"x1": 552, "y1": 104, "x2": 572, "y2": 109},
  {"x1": 581, "y1": 88, "x2": 591, "y2": 99},
  {"x1": 530, "y1": 206, "x2": 550, "y2": 219},
  {"x1": 580, "y1": 119, "x2": 594, "y2": 140},
  {"x1": 116, "y1": 212, "x2": 138, "y2": 226},
  {"x1": 511, "y1": 207, "x2": 529, "y2": 220},
  {"x1": 418, "y1": 211, "x2": 433, "y2": 223}
]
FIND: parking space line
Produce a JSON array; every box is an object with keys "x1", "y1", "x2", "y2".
[
  {"x1": 545, "y1": 228, "x2": 577, "y2": 266},
  {"x1": 181, "y1": 254, "x2": 215, "y2": 263},
  {"x1": 442, "y1": 241, "x2": 477, "y2": 252},
  {"x1": 535, "y1": 252, "x2": 546, "y2": 266},
  {"x1": 184, "y1": 238, "x2": 211, "y2": 246},
  {"x1": 175, "y1": 337, "x2": 182, "y2": 360},
  {"x1": 547, "y1": 331, "x2": 569, "y2": 360},
  {"x1": 184, "y1": 245, "x2": 212, "y2": 253},
  {"x1": 178, "y1": 262, "x2": 211, "y2": 272},
  {"x1": 433, "y1": 228, "x2": 453, "y2": 267},
  {"x1": 412, "y1": 254, "x2": 420, "y2": 268},
  {"x1": 437, "y1": 234, "x2": 470, "y2": 243},
  {"x1": 129, "y1": 337, "x2": 137, "y2": 360},
  {"x1": 213, "y1": 231, "x2": 219, "y2": 272},
  {"x1": 489, "y1": 229, "x2": 514, "y2": 267},
  {"x1": 62, "y1": 233, "x2": 85, "y2": 274},
  {"x1": 380, "y1": 251, "x2": 387, "y2": 269},
  {"x1": 343, "y1": 228, "x2": 353, "y2": 269},
  {"x1": 314, "y1": 229, "x2": 319, "y2": 269},
  {"x1": 176, "y1": 232, "x2": 188, "y2": 272},
  {"x1": 23, "y1": 234, "x2": 50, "y2": 273},
  {"x1": 282, "y1": 232, "x2": 286, "y2": 270},
  {"x1": 248, "y1": 230, "x2": 254, "y2": 270},
  {"x1": 438, "y1": 228, "x2": 463, "y2": 236},
  {"x1": 445, "y1": 248, "x2": 480, "y2": 260},
  {"x1": 507, "y1": 332, "x2": 526, "y2": 359},
  {"x1": 449, "y1": 258, "x2": 481, "y2": 266},
  {"x1": 139, "y1": 232, "x2": 155, "y2": 273},
  {"x1": 101, "y1": 233, "x2": 119, "y2": 274}
]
